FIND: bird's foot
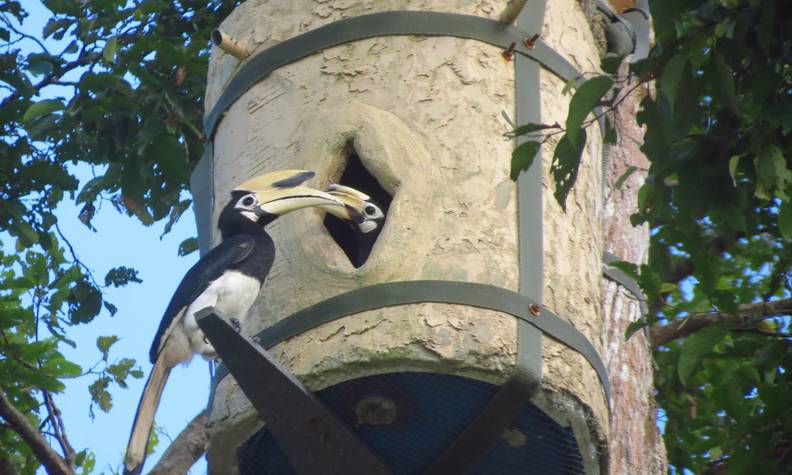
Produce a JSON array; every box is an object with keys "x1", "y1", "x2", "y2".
[{"x1": 230, "y1": 317, "x2": 241, "y2": 333}]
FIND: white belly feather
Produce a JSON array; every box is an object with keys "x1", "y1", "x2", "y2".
[{"x1": 180, "y1": 270, "x2": 261, "y2": 360}]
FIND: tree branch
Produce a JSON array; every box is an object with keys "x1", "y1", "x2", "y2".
[
  {"x1": 42, "y1": 392, "x2": 75, "y2": 469},
  {"x1": 0, "y1": 388, "x2": 74, "y2": 475},
  {"x1": 651, "y1": 297, "x2": 792, "y2": 348},
  {"x1": 148, "y1": 410, "x2": 207, "y2": 475},
  {"x1": 0, "y1": 51, "x2": 101, "y2": 111},
  {"x1": 0, "y1": 456, "x2": 21, "y2": 475}
]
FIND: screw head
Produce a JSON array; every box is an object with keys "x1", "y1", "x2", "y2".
[
  {"x1": 529, "y1": 304, "x2": 541, "y2": 316},
  {"x1": 355, "y1": 396, "x2": 398, "y2": 426}
]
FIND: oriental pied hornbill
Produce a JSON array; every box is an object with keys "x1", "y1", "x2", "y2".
[
  {"x1": 123, "y1": 170, "x2": 380, "y2": 475},
  {"x1": 324, "y1": 184, "x2": 385, "y2": 267}
]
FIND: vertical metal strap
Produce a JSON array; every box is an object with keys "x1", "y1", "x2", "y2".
[
  {"x1": 426, "y1": 4, "x2": 547, "y2": 473},
  {"x1": 514, "y1": 0, "x2": 546, "y2": 389}
]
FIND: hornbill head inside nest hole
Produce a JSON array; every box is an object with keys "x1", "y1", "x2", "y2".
[{"x1": 323, "y1": 147, "x2": 392, "y2": 268}]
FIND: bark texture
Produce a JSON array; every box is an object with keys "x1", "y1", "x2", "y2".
[{"x1": 600, "y1": 76, "x2": 668, "y2": 474}]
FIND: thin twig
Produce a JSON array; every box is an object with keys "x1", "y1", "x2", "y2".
[
  {"x1": 0, "y1": 14, "x2": 52, "y2": 56},
  {"x1": 53, "y1": 221, "x2": 100, "y2": 289}
]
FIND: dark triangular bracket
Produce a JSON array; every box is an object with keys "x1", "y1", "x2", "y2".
[{"x1": 195, "y1": 307, "x2": 392, "y2": 475}]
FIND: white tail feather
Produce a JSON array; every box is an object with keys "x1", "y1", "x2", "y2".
[{"x1": 123, "y1": 356, "x2": 170, "y2": 475}]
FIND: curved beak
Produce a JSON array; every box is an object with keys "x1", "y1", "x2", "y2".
[
  {"x1": 321, "y1": 184, "x2": 383, "y2": 233},
  {"x1": 235, "y1": 170, "x2": 343, "y2": 216},
  {"x1": 252, "y1": 186, "x2": 344, "y2": 216}
]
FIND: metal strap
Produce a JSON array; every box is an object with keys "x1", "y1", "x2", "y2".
[
  {"x1": 428, "y1": 5, "x2": 549, "y2": 471},
  {"x1": 513, "y1": 0, "x2": 546, "y2": 396},
  {"x1": 203, "y1": 10, "x2": 584, "y2": 139},
  {"x1": 197, "y1": 308, "x2": 392, "y2": 475},
  {"x1": 213, "y1": 281, "x2": 610, "y2": 402}
]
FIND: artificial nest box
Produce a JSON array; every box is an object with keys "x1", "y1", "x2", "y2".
[{"x1": 193, "y1": 1, "x2": 612, "y2": 473}]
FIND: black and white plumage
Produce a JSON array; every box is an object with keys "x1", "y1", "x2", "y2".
[
  {"x1": 123, "y1": 170, "x2": 363, "y2": 475},
  {"x1": 323, "y1": 183, "x2": 385, "y2": 235},
  {"x1": 323, "y1": 184, "x2": 386, "y2": 267}
]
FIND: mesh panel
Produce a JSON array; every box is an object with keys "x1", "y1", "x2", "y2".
[{"x1": 237, "y1": 372, "x2": 584, "y2": 474}]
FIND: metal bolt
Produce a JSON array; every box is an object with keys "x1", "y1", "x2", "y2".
[
  {"x1": 523, "y1": 33, "x2": 540, "y2": 50},
  {"x1": 529, "y1": 304, "x2": 541, "y2": 316},
  {"x1": 355, "y1": 396, "x2": 398, "y2": 426},
  {"x1": 502, "y1": 42, "x2": 517, "y2": 61},
  {"x1": 501, "y1": 428, "x2": 528, "y2": 448}
]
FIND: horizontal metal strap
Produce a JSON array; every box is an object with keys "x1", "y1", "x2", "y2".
[
  {"x1": 204, "y1": 10, "x2": 583, "y2": 138},
  {"x1": 212, "y1": 281, "x2": 610, "y2": 403}
]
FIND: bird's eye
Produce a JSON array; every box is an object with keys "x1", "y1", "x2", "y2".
[
  {"x1": 241, "y1": 195, "x2": 256, "y2": 207},
  {"x1": 364, "y1": 205, "x2": 378, "y2": 217}
]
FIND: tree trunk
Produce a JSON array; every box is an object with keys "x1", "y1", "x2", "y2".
[{"x1": 601, "y1": 78, "x2": 668, "y2": 474}]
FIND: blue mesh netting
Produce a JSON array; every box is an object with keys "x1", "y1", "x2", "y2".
[{"x1": 237, "y1": 372, "x2": 584, "y2": 474}]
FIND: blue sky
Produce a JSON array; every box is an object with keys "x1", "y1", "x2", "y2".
[{"x1": 11, "y1": 3, "x2": 209, "y2": 473}]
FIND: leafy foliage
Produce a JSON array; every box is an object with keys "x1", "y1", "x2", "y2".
[
  {"x1": 511, "y1": 0, "x2": 792, "y2": 472},
  {"x1": 0, "y1": 0, "x2": 238, "y2": 472}
]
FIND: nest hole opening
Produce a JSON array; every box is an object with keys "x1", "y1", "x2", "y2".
[{"x1": 323, "y1": 144, "x2": 392, "y2": 268}]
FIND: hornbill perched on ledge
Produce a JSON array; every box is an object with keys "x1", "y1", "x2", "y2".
[{"x1": 123, "y1": 170, "x2": 381, "y2": 475}]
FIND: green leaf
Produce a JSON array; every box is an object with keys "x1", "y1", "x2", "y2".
[
  {"x1": 129, "y1": 368, "x2": 144, "y2": 379},
  {"x1": 108, "y1": 358, "x2": 137, "y2": 388},
  {"x1": 88, "y1": 376, "x2": 113, "y2": 413},
  {"x1": 68, "y1": 282, "x2": 102, "y2": 324},
  {"x1": 754, "y1": 145, "x2": 792, "y2": 201},
  {"x1": 22, "y1": 99, "x2": 64, "y2": 123},
  {"x1": 96, "y1": 335, "x2": 119, "y2": 360},
  {"x1": 565, "y1": 76, "x2": 613, "y2": 146},
  {"x1": 178, "y1": 237, "x2": 198, "y2": 256},
  {"x1": 27, "y1": 59, "x2": 53, "y2": 76},
  {"x1": 601, "y1": 55, "x2": 625, "y2": 75},
  {"x1": 42, "y1": 18, "x2": 70, "y2": 39},
  {"x1": 161, "y1": 199, "x2": 191, "y2": 237},
  {"x1": 757, "y1": 0, "x2": 776, "y2": 54},
  {"x1": 510, "y1": 141, "x2": 541, "y2": 180},
  {"x1": 103, "y1": 37, "x2": 118, "y2": 63},
  {"x1": 603, "y1": 121, "x2": 617, "y2": 144},
  {"x1": 104, "y1": 266, "x2": 142, "y2": 287},
  {"x1": 103, "y1": 301, "x2": 118, "y2": 316},
  {"x1": 614, "y1": 166, "x2": 638, "y2": 190},
  {"x1": 13, "y1": 222, "x2": 38, "y2": 246},
  {"x1": 660, "y1": 53, "x2": 687, "y2": 111},
  {"x1": 778, "y1": 201, "x2": 792, "y2": 239},
  {"x1": 49, "y1": 358, "x2": 82, "y2": 378},
  {"x1": 609, "y1": 260, "x2": 639, "y2": 280},
  {"x1": 660, "y1": 282, "x2": 677, "y2": 293},
  {"x1": 625, "y1": 319, "x2": 648, "y2": 340},
  {"x1": 728, "y1": 155, "x2": 741, "y2": 186},
  {"x1": 63, "y1": 40, "x2": 78, "y2": 55},
  {"x1": 677, "y1": 323, "x2": 730, "y2": 386},
  {"x1": 713, "y1": 51, "x2": 739, "y2": 113},
  {"x1": 551, "y1": 129, "x2": 587, "y2": 209},
  {"x1": 509, "y1": 123, "x2": 556, "y2": 138}
]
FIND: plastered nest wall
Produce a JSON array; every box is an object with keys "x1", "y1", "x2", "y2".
[{"x1": 203, "y1": 1, "x2": 607, "y2": 473}]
